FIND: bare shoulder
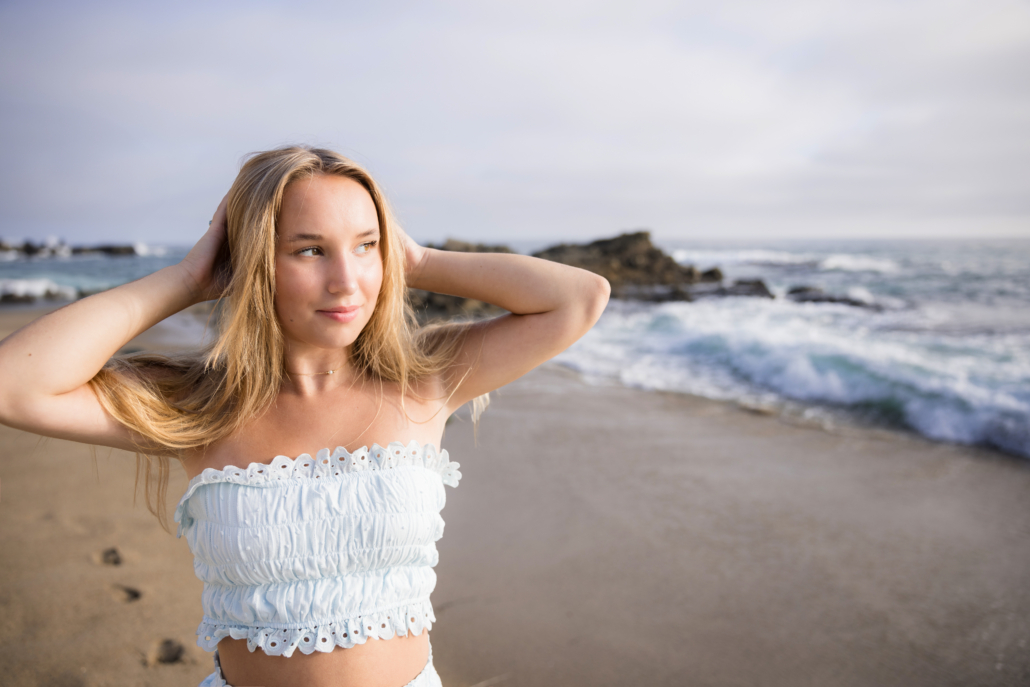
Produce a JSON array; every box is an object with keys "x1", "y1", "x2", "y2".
[{"x1": 183, "y1": 370, "x2": 454, "y2": 480}]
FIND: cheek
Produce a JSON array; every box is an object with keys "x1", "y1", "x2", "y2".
[
  {"x1": 360, "y1": 259, "x2": 384, "y2": 302},
  {"x1": 273, "y1": 266, "x2": 316, "y2": 320}
]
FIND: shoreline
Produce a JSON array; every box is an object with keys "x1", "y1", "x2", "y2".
[
  {"x1": 1, "y1": 308, "x2": 1028, "y2": 685},
  {"x1": 0, "y1": 302, "x2": 1020, "y2": 465}
]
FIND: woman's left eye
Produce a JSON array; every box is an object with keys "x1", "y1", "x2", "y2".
[{"x1": 355, "y1": 240, "x2": 378, "y2": 255}]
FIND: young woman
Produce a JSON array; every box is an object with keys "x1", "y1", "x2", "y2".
[{"x1": 0, "y1": 147, "x2": 610, "y2": 687}]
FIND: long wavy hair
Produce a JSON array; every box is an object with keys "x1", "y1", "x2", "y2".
[{"x1": 89, "y1": 146, "x2": 479, "y2": 530}]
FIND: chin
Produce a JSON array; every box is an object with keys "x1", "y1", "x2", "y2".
[
  {"x1": 305, "y1": 331, "x2": 363, "y2": 351},
  {"x1": 291, "y1": 320, "x2": 371, "y2": 351}
]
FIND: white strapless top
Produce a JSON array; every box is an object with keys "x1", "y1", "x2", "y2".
[{"x1": 174, "y1": 441, "x2": 461, "y2": 657}]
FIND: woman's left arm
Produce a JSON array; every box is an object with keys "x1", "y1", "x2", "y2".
[{"x1": 404, "y1": 238, "x2": 610, "y2": 412}]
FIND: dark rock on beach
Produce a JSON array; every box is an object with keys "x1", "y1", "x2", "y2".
[
  {"x1": 72, "y1": 244, "x2": 138, "y2": 256},
  {"x1": 787, "y1": 285, "x2": 881, "y2": 310},
  {"x1": 610, "y1": 284, "x2": 697, "y2": 303},
  {"x1": 701, "y1": 267, "x2": 724, "y2": 282},
  {"x1": 691, "y1": 279, "x2": 775, "y2": 300},
  {"x1": 0, "y1": 293, "x2": 36, "y2": 304}
]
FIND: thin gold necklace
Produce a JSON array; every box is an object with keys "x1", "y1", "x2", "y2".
[{"x1": 286, "y1": 366, "x2": 343, "y2": 376}]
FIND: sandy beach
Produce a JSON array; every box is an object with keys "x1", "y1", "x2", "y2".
[{"x1": 1, "y1": 305, "x2": 1028, "y2": 687}]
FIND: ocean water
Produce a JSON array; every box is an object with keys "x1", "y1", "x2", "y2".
[
  {"x1": 2, "y1": 239, "x2": 1028, "y2": 459},
  {"x1": 556, "y1": 239, "x2": 1030, "y2": 459},
  {"x1": 0, "y1": 246, "x2": 186, "y2": 299}
]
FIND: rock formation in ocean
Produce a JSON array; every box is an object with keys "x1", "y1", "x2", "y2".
[
  {"x1": 531, "y1": 231, "x2": 707, "y2": 292},
  {"x1": 531, "y1": 231, "x2": 770, "y2": 303},
  {"x1": 407, "y1": 231, "x2": 774, "y2": 320},
  {"x1": 0, "y1": 239, "x2": 142, "y2": 258},
  {"x1": 786, "y1": 285, "x2": 881, "y2": 310}
]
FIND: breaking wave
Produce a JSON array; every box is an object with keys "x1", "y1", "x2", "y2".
[{"x1": 557, "y1": 295, "x2": 1030, "y2": 459}]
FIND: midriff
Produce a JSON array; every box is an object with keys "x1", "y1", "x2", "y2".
[{"x1": 217, "y1": 630, "x2": 429, "y2": 687}]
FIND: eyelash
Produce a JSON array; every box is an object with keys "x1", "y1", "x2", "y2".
[{"x1": 295, "y1": 240, "x2": 378, "y2": 257}]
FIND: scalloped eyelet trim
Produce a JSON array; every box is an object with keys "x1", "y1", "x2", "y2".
[
  {"x1": 197, "y1": 599, "x2": 437, "y2": 657},
  {"x1": 174, "y1": 441, "x2": 460, "y2": 537}
]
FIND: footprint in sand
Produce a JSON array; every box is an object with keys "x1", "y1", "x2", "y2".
[
  {"x1": 145, "y1": 638, "x2": 186, "y2": 666},
  {"x1": 93, "y1": 546, "x2": 122, "y2": 566},
  {"x1": 111, "y1": 583, "x2": 141, "y2": 603}
]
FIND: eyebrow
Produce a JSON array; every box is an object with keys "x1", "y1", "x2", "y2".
[{"x1": 283, "y1": 229, "x2": 379, "y2": 243}]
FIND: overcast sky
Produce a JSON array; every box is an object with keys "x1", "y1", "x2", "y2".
[{"x1": 1, "y1": 0, "x2": 1028, "y2": 245}]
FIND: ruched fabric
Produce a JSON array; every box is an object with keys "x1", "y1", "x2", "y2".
[{"x1": 175, "y1": 441, "x2": 460, "y2": 658}]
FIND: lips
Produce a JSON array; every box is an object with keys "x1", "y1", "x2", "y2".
[{"x1": 317, "y1": 305, "x2": 361, "y2": 323}]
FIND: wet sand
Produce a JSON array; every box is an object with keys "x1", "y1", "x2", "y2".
[{"x1": 1, "y1": 306, "x2": 1028, "y2": 686}]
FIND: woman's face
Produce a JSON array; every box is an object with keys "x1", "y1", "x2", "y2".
[{"x1": 274, "y1": 173, "x2": 383, "y2": 354}]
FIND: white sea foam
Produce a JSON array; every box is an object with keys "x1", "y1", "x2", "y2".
[
  {"x1": 557, "y1": 298, "x2": 1030, "y2": 458},
  {"x1": 819, "y1": 254, "x2": 899, "y2": 273},
  {"x1": 672, "y1": 248, "x2": 817, "y2": 268},
  {"x1": 132, "y1": 243, "x2": 168, "y2": 257},
  {"x1": 671, "y1": 248, "x2": 899, "y2": 274},
  {"x1": 845, "y1": 286, "x2": 875, "y2": 304},
  {"x1": 0, "y1": 278, "x2": 77, "y2": 300}
]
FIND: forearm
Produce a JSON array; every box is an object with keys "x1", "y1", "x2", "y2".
[
  {"x1": 0, "y1": 264, "x2": 199, "y2": 402},
  {"x1": 409, "y1": 248, "x2": 607, "y2": 317}
]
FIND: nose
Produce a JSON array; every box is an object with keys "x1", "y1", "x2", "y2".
[{"x1": 326, "y1": 252, "x2": 359, "y2": 296}]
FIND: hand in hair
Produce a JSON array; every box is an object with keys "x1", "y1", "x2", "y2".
[
  {"x1": 408, "y1": 244, "x2": 611, "y2": 415},
  {"x1": 179, "y1": 193, "x2": 232, "y2": 302},
  {"x1": 0, "y1": 196, "x2": 225, "y2": 453},
  {"x1": 392, "y1": 223, "x2": 429, "y2": 284}
]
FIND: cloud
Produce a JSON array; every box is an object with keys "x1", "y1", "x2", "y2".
[{"x1": 0, "y1": 0, "x2": 1027, "y2": 244}]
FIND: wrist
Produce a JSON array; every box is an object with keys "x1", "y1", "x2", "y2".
[
  {"x1": 166, "y1": 262, "x2": 208, "y2": 306},
  {"x1": 406, "y1": 246, "x2": 433, "y2": 290}
]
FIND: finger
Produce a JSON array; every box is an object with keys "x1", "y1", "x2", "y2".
[{"x1": 210, "y1": 193, "x2": 229, "y2": 228}]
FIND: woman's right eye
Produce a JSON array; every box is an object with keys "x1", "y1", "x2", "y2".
[{"x1": 296, "y1": 247, "x2": 322, "y2": 257}]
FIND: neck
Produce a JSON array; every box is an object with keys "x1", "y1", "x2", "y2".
[{"x1": 281, "y1": 344, "x2": 355, "y2": 393}]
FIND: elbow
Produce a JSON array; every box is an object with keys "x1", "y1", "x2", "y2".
[
  {"x1": 0, "y1": 393, "x2": 30, "y2": 431},
  {"x1": 0, "y1": 386, "x2": 36, "y2": 430},
  {"x1": 581, "y1": 273, "x2": 610, "y2": 327},
  {"x1": 543, "y1": 272, "x2": 610, "y2": 356},
  {"x1": 0, "y1": 366, "x2": 32, "y2": 428}
]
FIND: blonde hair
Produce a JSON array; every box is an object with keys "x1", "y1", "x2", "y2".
[{"x1": 89, "y1": 146, "x2": 476, "y2": 530}]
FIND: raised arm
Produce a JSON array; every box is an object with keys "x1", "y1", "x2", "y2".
[
  {"x1": 0, "y1": 198, "x2": 229, "y2": 450},
  {"x1": 403, "y1": 235, "x2": 610, "y2": 413}
]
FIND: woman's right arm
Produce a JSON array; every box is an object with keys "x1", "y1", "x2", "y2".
[{"x1": 0, "y1": 197, "x2": 228, "y2": 451}]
